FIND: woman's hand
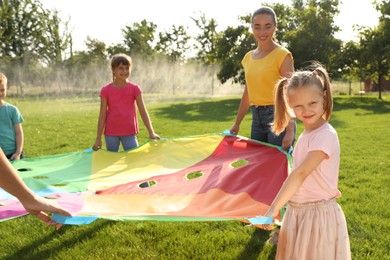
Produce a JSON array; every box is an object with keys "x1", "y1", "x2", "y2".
[{"x1": 21, "y1": 195, "x2": 71, "y2": 229}]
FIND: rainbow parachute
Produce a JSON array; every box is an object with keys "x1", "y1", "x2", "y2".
[{"x1": 0, "y1": 133, "x2": 290, "y2": 225}]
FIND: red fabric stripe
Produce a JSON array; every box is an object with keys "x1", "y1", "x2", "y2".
[{"x1": 97, "y1": 136, "x2": 288, "y2": 206}]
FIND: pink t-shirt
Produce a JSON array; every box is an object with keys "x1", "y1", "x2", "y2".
[
  {"x1": 100, "y1": 82, "x2": 142, "y2": 136},
  {"x1": 290, "y1": 123, "x2": 342, "y2": 203}
]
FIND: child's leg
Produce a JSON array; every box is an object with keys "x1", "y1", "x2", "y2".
[
  {"x1": 104, "y1": 136, "x2": 121, "y2": 152},
  {"x1": 121, "y1": 135, "x2": 138, "y2": 150}
]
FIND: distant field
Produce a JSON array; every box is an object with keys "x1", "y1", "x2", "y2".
[{"x1": 7, "y1": 79, "x2": 382, "y2": 100}]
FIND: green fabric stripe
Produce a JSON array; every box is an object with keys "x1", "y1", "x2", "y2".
[{"x1": 11, "y1": 151, "x2": 93, "y2": 192}]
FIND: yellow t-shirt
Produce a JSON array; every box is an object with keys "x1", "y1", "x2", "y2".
[{"x1": 242, "y1": 46, "x2": 293, "y2": 106}]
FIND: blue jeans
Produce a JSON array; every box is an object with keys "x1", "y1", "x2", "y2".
[
  {"x1": 250, "y1": 105, "x2": 295, "y2": 147},
  {"x1": 105, "y1": 135, "x2": 138, "y2": 152}
]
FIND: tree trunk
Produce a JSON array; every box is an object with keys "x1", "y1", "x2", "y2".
[{"x1": 378, "y1": 73, "x2": 382, "y2": 100}]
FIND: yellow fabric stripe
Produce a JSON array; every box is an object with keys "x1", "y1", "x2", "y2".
[{"x1": 88, "y1": 135, "x2": 224, "y2": 191}]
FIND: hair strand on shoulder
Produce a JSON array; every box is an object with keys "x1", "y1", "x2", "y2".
[{"x1": 272, "y1": 78, "x2": 292, "y2": 135}]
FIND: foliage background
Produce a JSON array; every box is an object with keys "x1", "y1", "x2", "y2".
[{"x1": 1, "y1": 0, "x2": 389, "y2": 98}]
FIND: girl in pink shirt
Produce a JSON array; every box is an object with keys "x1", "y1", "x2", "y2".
[
  {"x1": 92, "y1": 53, "x2": 159, "y2": 152},
  {"x1": 263, "y1": 63, "x2": 351, "y2": 259}
]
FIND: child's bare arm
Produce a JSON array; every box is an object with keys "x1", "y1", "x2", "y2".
[
  {"x1": 93, "y1": 98, "x2": 108, "y2": 150},
  {"x1": 266, "y1": 150, "x2": 328, "y2": 217},
  {"x1": 136, "y1": 94, "x2": 160, "y2": 139},
  {"x1": 11, "y1": 123, "x2": 23, "y2": 160}
]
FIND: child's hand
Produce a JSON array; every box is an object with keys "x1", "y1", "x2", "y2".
[
  {"x1": 150, "y1": 133, "x2": 160, "y2": 140},
  {"x1": 92, "y1": 140, "x2": 102, "y2": 151},
  {"x1": 10, "y1": 152, "x2": 21, "y2": 161},
  {"x1": 259, "y1": 222, "x2": 277, "y2": 230},
  {"x1": 259, "y1": 207, "x2": 279, "y2": 230}
]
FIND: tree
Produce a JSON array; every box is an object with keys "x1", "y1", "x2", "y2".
[
  {"x1": 61, "y1": 37, "x2": 109, "y2": 92},
  {"x1": 0, "y1": 0, "x2": 70, "y2": 64},
  {"x1": 357, "y1": 0, "x2": 390, "y2": 99},
  {"x1": 156, "y1": 25, "x2": 191, "y2": 62},
  {"x1": 192, "y1": 13, "x2": 220, "y2": 95},
  {"x1": 215, "y1": 16, "x2": 255, "y2": 84},
  {"x1": 192, "y1": 13, "x2": 219, "y2": 65},
  {"x1": 38, "y1": 10, "x2": 72, "y2": 66},
  {"x1": 283, "y1": 0, "x2": 342, "y2": 74},
  {"x1": 155, "y1": 25, "x2": 191, "y2": 95},
  {"x1": 335, "y1": 41, "x2": 362, "y2": 94},
  {"x1": 122, "y1": 19, "x2": 157, "y2": 58},
  {"x1": 270, "y1": 3, "x2": 296, "y2": 45},
  {"x1": 0, "y1": 0, "x2": 43, "y2": 58},
  {"x1": 107, "y1": 44, "x2": 128, "y2": 58},
  {"x1": 0, "y1": 0, "x2": 71, "y2": 95},
  {"x1": 65, "y1": 37, "x2": 107, "y2": 68}
]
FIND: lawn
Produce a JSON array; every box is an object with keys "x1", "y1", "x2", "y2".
[{"x1": 0, "y1": 94, "x2": 389, "y2": 260}]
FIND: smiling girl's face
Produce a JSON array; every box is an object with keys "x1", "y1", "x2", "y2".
[
  {"x1": 113, "y1": 63, "x2": 131, "y2": 82},
  {"x1": 287, "y1": 84, "x2": 326, "y2": 131}
]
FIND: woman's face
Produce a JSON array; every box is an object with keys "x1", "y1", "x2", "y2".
[{"x1": 251, "y1": 14, "x2": 276, "y2": 44}]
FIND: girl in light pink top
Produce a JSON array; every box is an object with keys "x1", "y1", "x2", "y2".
[
  {"x1": 263, "y1": 63, "x2": 351, "y2": 260},
  {"x1": 92, "y1": 53, "x2": 159, "y2": 152}
]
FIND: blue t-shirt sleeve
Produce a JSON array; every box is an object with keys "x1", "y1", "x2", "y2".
[{"x1": 11, "y1": 106, "x2": 24, "y2": 124}]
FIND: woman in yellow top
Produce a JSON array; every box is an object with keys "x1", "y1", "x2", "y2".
[{"x1": 230, "y1": 6, "x2": 295, "y2": 151}]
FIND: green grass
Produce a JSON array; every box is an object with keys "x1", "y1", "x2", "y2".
[{"x1": 1, "y1": 94, "x2": 389, "y2": 259}]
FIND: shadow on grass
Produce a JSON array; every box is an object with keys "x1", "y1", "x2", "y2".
[
  {"x1": 236, "y1": 228, "x2": 277, "y2": 260},
  {"x1": 4, "y1": 220, "x2": 113, "y2": 260},
  {"x1": 333, "y1": 96, "x2": 390, "y2": 115},
  {"x1": 328, "y1": 115, "x2": 347, "y2": 129},
  {"x1": 154, "y1": 98, "x2": 241, "y2": 122},
  {"x1": 153, "y1": 96, "x2": 389, "y2": 127},
  {"x1": 330, "y1": 96, "x2": 389, "y2": 129}
]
